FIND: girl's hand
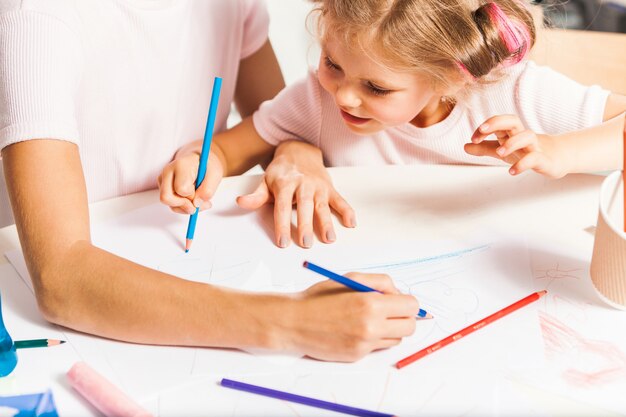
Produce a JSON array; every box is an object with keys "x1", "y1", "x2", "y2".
[
  {"x1": 158, "y1": 147, "x2": 225, "y2": 215},
  {"x1": 287, "y1": 272, "x2": 420, "y2": 362},
  {"x1": 464, "y1": 115, "x2": 568, "y2": 178},
  {"x1": 237, "y1": 140, "x2": 356, "y2": 248}
]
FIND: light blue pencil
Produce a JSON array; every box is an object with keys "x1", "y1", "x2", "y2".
[
  {"x1": 185, "y1": 76, "x2": 222, "y2": 252},
  {"x1": 303, "y1": 261, "x2": 433, "y2": 319}
]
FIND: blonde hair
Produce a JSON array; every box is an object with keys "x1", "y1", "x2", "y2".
[{"x1": 310, "y1": 0, "x2": 536, "y2": 93}]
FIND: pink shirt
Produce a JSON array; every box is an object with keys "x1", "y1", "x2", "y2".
[
  {"x1": 0, "y1": 0, "x2": 268, "y2": 202},
  {"x1": 253, "y1": 62, "x2": 609, "y2": 167}
]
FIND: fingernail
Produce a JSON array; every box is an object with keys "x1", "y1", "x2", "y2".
[
  {"x1": 193, "y1": 198, "x2": 204, "y2": 208},
  {"x1": 326, "y1": 230, "x2": 336, "y2": 242},
  {"x1": 480, "y1": 124, "x2": 489, "y2": 132},
  {"x1": 509, "y1": 167, "x2": 516, "y2": 175},
  {"x1": 279, "y1": 236, "x2": 289, "y2": 248},
  {"x1": 496, "y1": 147, "x2": 505, "y2": 156},
  {"x1": 303, "y1": 234, "x2": 313, "y2": 248},
  {"x1": 350, "y1": 217, "x2": 357, "y2": 228}
]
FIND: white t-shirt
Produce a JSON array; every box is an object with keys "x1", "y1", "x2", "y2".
[
  {"x1": 253, "y1": 61, "x2": 610, "y2": 166},
  {"x1": 0, "y1": 0, "x2": 269, "y2": 203}
]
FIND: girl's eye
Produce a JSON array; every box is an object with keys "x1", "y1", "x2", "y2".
[
  {"x1": 367, "y1": 82, "x2": 391, "y2": 97},
  {"x1": 324, "y1": 56, "x2": 341, "y2": 71}
]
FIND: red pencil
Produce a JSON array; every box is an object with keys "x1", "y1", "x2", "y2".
[
  {"x1": 396, "y1": 290, "x2": 547, "y2": 369},
  {"x1": 623, "y1": 117, "x2": 625, "y2": 233}
]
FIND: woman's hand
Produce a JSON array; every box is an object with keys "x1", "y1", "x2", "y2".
[
  {"x1": 237, "y1": 140, "x2": 356, "y2": 248},
  {"x1": 464, "y1": 114, "x2": 568, "y2": 178},
  {"x1": 285, "y1": 272, "x2": 420, "y2": 362}
]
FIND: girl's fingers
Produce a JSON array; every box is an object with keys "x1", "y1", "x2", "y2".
[
  {"x1": 471, "y1": 114, "x2": 525, "y2": 143},
  {"x1": 236, "y1": 179, "x2": 273, "y2": 210},
  {"x1": 295, "y1": 185, "x2": 315, "y2": 248},
  {"x1": 464, "y1": 141, "x2": 500, "y2": 158},
  {"x1": 194, "y1": 166, "x2": 222, "y2": 208},
  {"x1": 313, "y1": 194, "x2": 336, "y2": 243},
  {"x1": 173, "y1": 161, "x2": 197, "y2": 199},
  {"x1": 329, "y1": 191, "x2": 356, "y2": 228},
  {"x1": 510, "y1": 152, "x2": 549, "y2": 176},
  {"x1": 496, "y1": 130, "x2": 538, "y2": 158},
  {"x1": 273, "y1": 183, "x2": 297, "y2": 248},
  {"x1": 159, "y1": 168, "x2": 196, "y2": 214}
]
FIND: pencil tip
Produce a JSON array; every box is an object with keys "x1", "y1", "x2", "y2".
[
  {"x1": 185, "y1": 249, "x2": 189, "y2": 253},
  {"x1": 185, "y1": 239, "x2": 193, "y2": 252},
  {"x1": 302, "y1": 261, "x2": 308, "y2": 268},
  {"x1": 60, "y1": 340, "x2": 66, "y2": 344},
  {"x1": 538, "y1": 290, "x2": 547, "y2": 296}
]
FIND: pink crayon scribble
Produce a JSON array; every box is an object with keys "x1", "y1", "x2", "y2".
[{"x1": 539, "y1": 312, "x2": 626, "y2": 387}]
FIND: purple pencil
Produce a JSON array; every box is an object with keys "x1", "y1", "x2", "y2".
[{"x1": 220, "y1": 378, "x2": 395, "y2": 417}]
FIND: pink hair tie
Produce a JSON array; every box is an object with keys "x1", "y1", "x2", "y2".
[
  {"x1": 457, "y1": 61, "x2": 476, "y2": 80},
  {"x1": 484, "y1": 2, "x2": 530, "y2": 64}
]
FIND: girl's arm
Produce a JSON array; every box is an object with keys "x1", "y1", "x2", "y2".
[
  {"x1": 465, "y1": 93, "x2": 626, "y2": 177},
  {"x1": 234, "y1": 40, "x2": 285, "y2": 118},
  {"x1": 3, "y1": 139, "x2": 420, "y2": 361}
]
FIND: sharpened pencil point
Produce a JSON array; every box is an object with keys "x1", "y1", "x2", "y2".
[{"x1": 185, "y1": 239, "x2": 193, "y2": 253}]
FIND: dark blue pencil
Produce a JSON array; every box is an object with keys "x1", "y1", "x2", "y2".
[
  {"x1": 303, "y1": 261, "x2": 433, "y2": 319},
  {"x1": 220, "y1": 378, "x2": 395, "y2": 417},
  {"x1": 185, "y1": 76, "x2": 222, "y2": 252}
]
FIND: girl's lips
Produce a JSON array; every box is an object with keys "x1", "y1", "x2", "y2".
[{"x1": 340, "y1": 109, "x2": 371, "y2": 125}]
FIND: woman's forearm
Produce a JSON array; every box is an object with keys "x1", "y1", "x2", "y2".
[{"x1": 41, "y1": 240, "x2": 290, "y2": 349}]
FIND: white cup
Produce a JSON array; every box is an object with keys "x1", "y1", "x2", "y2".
[{"x1": 590, "y1": 170, "x2": 626, "y2": 309}]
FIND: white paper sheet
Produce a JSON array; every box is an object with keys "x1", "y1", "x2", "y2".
[{"x1": 5, "y1": 193, "x2": 549, "y2": 415}]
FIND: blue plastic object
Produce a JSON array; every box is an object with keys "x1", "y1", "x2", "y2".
[
  {"x1": 0, "y1": 291, "x2": 17, "y2": 377},
  {"x1": 0, "y1": 390, "x2": 59, "y2": 417}
]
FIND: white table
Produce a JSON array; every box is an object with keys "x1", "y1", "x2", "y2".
[{"x1": 1, "y1": 165, "x2": 623, "y2": 416}]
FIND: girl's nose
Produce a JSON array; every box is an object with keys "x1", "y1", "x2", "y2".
[{"x1": 335, "y1": 83, "x2": 361, "y2": 109}]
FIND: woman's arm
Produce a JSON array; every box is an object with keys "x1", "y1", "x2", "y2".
[
  {"x1": 3, "y1": 139, "x2": 278, "y2": 346},
  {"x1": 4, "y1": 139, "x2": 419, "y2": 360}
]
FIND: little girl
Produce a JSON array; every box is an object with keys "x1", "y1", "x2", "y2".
[{"x1": 159, "y1": 0, "x2": 626, "y2": 248}]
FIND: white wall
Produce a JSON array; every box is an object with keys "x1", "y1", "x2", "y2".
[{"x1": 266, "y1": 0, "x2": 319, "y2": 85}]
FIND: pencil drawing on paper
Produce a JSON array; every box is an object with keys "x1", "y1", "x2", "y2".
[
  {"x1": 539, "y1": 311, "x2": 626, "y2": 387},
  {"x1": 337, "y1": 245, "x2": 488, "y2": 334}
]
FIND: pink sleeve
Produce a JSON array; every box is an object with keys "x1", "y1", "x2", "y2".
[
  {"x1": 240, "y1": 0, "x2": 269, "y2": 59},
  {"x1": 252, "y1": 71, "x2": 323, "y2": 147}
]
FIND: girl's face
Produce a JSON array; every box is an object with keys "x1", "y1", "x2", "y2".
[{"x1": 318, "y1": 35, "x2": 449, "y2": 135}]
